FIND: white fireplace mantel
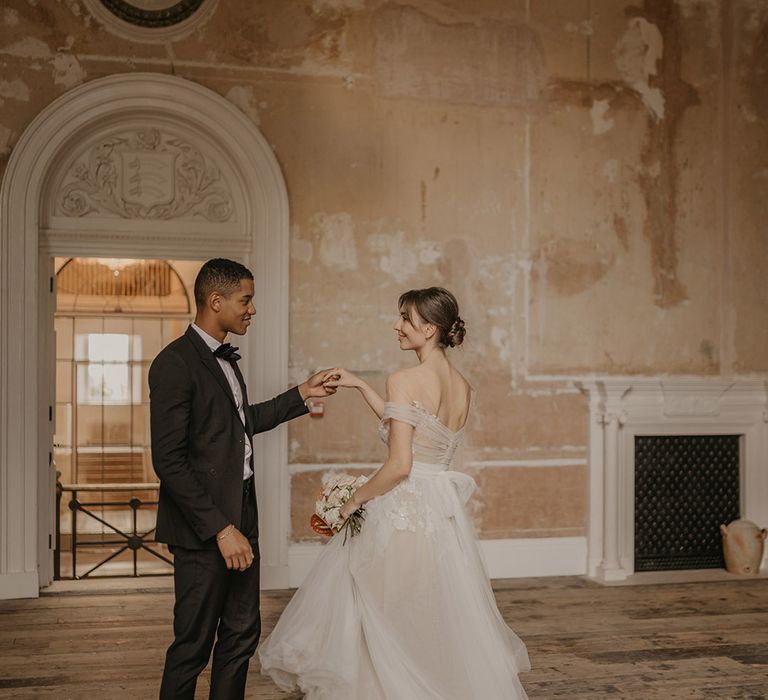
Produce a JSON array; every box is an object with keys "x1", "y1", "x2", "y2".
[{"x1": 578, "y1": 378, "x2": 768, "y2": 582}]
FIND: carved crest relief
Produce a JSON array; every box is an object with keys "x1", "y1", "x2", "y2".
[{"x1": 56, "y1": 128, "x2": 234, "y2": 222}]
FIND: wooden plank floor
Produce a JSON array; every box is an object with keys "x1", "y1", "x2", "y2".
[{"x1": 1, "y1": 576, "x2": 767, "y2": 699}]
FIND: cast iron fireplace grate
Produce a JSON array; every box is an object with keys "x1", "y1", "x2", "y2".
[{"x1": 634, "y1": 435, "x2": 740, "y2": 571}]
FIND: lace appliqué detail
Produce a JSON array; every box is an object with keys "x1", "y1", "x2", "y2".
[
  {"x1": 411, "y1": 399, "x2": 434, "y2": 417},
  {"x1": 367, "y1": 477, "x2": 439, "y2": 539}
]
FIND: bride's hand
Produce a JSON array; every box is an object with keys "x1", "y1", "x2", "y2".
[
  {"x1": 339, "y1": 495, "x2": 359, "y2": 520},
  {"x1": 322, "y1": 368, "x2": 362, "y2": 390}
]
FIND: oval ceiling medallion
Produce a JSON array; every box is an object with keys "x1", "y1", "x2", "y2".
[{"x1": 99, "y1": 0, "x2": 204, "y2": 28}]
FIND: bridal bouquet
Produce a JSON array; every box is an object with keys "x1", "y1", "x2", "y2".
[{"x1": 311, "y1": 472, "x2": 367, "y2": 544}]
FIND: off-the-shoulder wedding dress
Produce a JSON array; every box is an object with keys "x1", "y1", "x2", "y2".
[{"x1": 259, "y1": 400, "x2": 530, "y2": 699}]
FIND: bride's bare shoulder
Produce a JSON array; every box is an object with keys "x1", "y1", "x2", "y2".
[{"x1": 386, "y1": 367, "x2": 415, "y2": 385}]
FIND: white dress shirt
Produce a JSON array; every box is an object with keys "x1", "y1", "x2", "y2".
[{"x1": 192, "y1": 323, "x2": 253, "y2": 480}]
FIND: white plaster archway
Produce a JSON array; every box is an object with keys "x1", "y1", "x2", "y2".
[{"x1": 0, "y1": 73, "x2": 292, "y2": 599}]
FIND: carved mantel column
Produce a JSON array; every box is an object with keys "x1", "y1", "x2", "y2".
[
  {"x1": 597, "y1": 406, "x2": 628, "y2": 581},
  {"x1": 595, "y1": 383, "x2": 631, "y2": 582}
]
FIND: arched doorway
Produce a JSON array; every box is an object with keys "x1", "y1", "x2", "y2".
[{"x1": 0, "y1": 73, "x2": 291, "y2": 599}]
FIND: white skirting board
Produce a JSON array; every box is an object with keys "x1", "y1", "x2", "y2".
[
  {"x1": 1, "y1": 540, "x2": 588, "y2": 598},
  {"x1": 0, "y1": 572, "x2": 40, "y2": 600},
  {"x1": 287, "y1": 536, "x2": 587, "y2": 588}
]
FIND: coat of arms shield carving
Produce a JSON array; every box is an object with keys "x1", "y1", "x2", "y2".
[{"x1": 121, "y1": 151, "x2": 177, "y2": 209}]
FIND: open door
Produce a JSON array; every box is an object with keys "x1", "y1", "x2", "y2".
[
  {"x1": 51, "y1": 257, "x2": 195, "y2": 580},
  {"x1": 38, "y1": 255, "x2": 57, "y2": 587}
]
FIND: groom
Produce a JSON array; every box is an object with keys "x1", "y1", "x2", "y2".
[{"x1": 149, "y1": 258, "x2": 335, "y2": 699}]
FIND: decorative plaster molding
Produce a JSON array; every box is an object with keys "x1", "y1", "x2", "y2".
[
  {"x1": 600, "y1": 411, "x2": 627, "y2": 426},
  {"x1": 661, "y1": 380, "x2": 732, "y2": 417},
  {"x1": 55, "y1": 127, "x2": 234, "y2": 222},
  {"x1": 81, "y1": 0, "x2": 219, "y2": 44}
]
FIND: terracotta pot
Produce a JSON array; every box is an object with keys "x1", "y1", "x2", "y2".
[{"x1": 720, "y1": 519, "x2": 767, "y2": 576}]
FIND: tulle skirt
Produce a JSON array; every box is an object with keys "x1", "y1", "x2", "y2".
[{"x1": 258, "y1": 463, "x2": 530, "y2": 699}]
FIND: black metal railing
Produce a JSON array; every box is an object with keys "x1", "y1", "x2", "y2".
[{"x1": 55, "y1": 482, "x2": 173, "y2": 579}]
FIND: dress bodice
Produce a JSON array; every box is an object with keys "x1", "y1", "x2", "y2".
[{"x1": 378, "y1": 401, "x2": 466, "y2": 468}]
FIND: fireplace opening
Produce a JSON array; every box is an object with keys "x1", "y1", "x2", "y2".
[{"x1": 634, "y1": 435, "x2": 741, "y2": 572}]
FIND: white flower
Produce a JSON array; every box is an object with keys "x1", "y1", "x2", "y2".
[
  {"x1": 314, "y1": 472, "x2": 369, "y2": 535},
  {"x1": 324, "y1": 506, "x2": 342, "y2": 528}
]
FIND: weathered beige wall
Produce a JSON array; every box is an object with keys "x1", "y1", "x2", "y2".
[{"x1": 2, "y1": 0, "x2": 766, "y2": 544}]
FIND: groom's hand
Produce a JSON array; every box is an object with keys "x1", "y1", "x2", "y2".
[
  {"x1": 299, "y1": 368, "x2": 340, "y2": 400},
  {"x1": 216, "y1": 526, "x2": 254, "y2": 571}
]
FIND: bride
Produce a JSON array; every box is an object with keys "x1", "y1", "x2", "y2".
[{"x1": 259, "y1": 287, "x2": 530, "y2": 699}]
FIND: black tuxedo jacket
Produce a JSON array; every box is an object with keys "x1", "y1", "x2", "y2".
[{"x1": 149, "y1": 326, "x2": 308, "y2": 549}]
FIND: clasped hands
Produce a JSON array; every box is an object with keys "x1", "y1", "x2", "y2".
[
  {"x1": 299, "y1": 367, "x2": 364, "y2": 401},
  {"x1": 298, "y1": 367, "x2": 343, "y2": 400}
]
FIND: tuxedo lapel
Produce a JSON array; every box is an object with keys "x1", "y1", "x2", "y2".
[{"x1": 184, "y1": 326, "x2": 239, "y2": 414}]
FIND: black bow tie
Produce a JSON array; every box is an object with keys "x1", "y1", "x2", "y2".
[{"x1": 213, "y1": 343, "x2": 241, "y2": 363}]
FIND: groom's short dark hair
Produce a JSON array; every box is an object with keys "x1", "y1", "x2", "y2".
[{"x1": 194, "y1": 258, "x2": 254, "y2": 307}]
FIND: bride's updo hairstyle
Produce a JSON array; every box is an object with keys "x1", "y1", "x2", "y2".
[{"x1": 398, "y1": 287, "x2": 466, "y2": 348}]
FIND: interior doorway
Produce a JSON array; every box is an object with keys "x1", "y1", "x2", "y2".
[
  {"x1": 53, "y1": 257, "x2": 201, "y2": 579},
  {"x1": 1, "y1": 73, "x2": 291, "y2": 600}
]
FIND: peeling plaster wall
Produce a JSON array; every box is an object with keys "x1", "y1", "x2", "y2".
[
  {"x1": 1, "y1": 0, "x2": 764, "y2": 544},
  {"x1": 729, "y1": 0, "x2": 768, "y2": 372}
]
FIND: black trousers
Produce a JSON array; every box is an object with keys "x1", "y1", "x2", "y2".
[{"x1": 160, "y1": 481, "x2": 260, "y2": 700}]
